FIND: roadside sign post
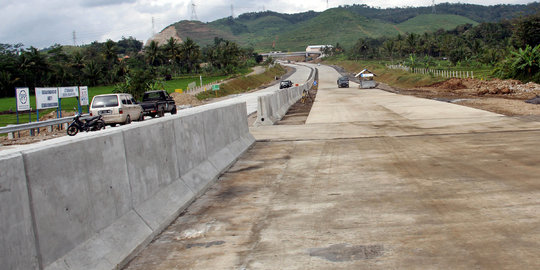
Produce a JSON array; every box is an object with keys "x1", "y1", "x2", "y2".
[
  {"x1": 58, "y1": 86, "x2": 80, "y2": 116},
  {"x1": 36, "y1": 87, "x2": 59, "y2": 110},
  {"x1": 35, "y1": 87, "x2": 59, "y2": 135},
  {"x1": 15, "y1": 87, "x2": 31, "y2": 125},
  {"x1": 79, "y1": 86, "x2": 89, "y2": 113},
  {"x1": 15, "y1": 87, "x2": 31, "y2": 137},
  {"x1": 212, "y1": 84, "x2": 220, "y2": 97}
]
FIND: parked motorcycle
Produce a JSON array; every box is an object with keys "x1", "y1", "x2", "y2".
[{"x1": 67, "y1": 114, "x2": 106, "y2": 136}]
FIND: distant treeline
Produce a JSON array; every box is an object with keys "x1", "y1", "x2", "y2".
[
  {"x1": 325, "y1": 11, "x2": 540, "y2": 83},
  {"x1": 345, "y1": 2, "x2": 540, "y2": 24},
  {"x1": 0, "y1": 37, "x2": 263, "y2": 98}
]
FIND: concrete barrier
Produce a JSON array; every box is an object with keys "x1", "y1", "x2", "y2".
[
  {"x1": 255, "y1": 67, "x2": 316, "y2": 126},
  {"x1": 0, "y1": 102, "x2": 255, "y2": 270},
  {"x1": 0, "y1": 153, "x2": 39, "y2": 270}
]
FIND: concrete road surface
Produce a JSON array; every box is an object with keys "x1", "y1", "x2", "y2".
[{"x1": 124, "y1": 64, "x2": 540, "y2": 269}]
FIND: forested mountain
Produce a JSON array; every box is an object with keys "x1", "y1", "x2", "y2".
[
  {"x1": 155, "y1": 2, "x2": 540, "y2": 51},
  {"x1": 345, "y1": 2, "x2": 540, "y2": 23}
]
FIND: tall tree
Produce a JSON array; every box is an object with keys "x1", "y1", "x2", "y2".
[
  {"x1": 19, "y1": 47, "x2": 49, "y2": 90},
  {"x1": 513, "y1": 12, "x2": 540, "y2": 48},
  {"x1": 103, "y1": 39, "x2": 118, "y2": 70},
  {"x1": 180, "y1": 38, "x2": 200, "y2": 73},
  {"x1": 145, "y1": 40, "x2": 162, "y2": 67},
  {"x1": 163, "y1": 37, "x2": 181, "y2": 73}
]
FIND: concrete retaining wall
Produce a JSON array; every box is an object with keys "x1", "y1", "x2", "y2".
[
  {"x1": 0, "y1": 102, "x2": 255, "y2": 270},
  {"x1": 255, "y1": 67, "x2": 316, "y2": 126}
]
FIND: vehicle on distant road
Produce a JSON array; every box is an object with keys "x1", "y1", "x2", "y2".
[
  {"x1": 140, "y1": 90, "x2": 177, "y2": 118},
  {"x1": 280, "y1": 80, "x2": 293, "y2": 89},
  {"x1": 337, "y1": 76, "x2": 349, "y2": 88},
  {"x1": 90, "y1": 93, "x2": 143, "y2": 126}
]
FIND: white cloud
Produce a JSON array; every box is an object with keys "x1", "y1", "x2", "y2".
[{"x1": 0, "y1": 0, "x2": 535, "y2": 48}]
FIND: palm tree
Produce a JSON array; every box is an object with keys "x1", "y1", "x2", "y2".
[
  {"x1": 19, "y1": 47, "x2": 49, "y2": 89},
  {"x1": 383, "y1": 40, "x2": 395, "y2": 61},
  {"x1": 163, "y1": 37, "x2": 181, "y2": 72},
  {"x1": 70, "y1": 52, "x2": 85, "y2": 85},
  {"x1": 83, "y1": 60, "x2": 102, "y2": 86},
  {"x1": 103, "y1": 39, "x2": 118, "y2": 70},
  {"x1": 180, "y1": 38, "x2": 200, "y2": 73},
  {"x1": 145, "y1": 40, "x2": 161, "y2": 67},
  {"x1": 406, "y1": 33, "x2": 417, "y2": 54}
]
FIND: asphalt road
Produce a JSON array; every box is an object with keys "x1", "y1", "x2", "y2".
[
  {"x1": 193, "y1": 63, "x2": 312, "y2": 116},
  {"x1": 124, "y1": 64, "x2": 540, "y2": 269}
]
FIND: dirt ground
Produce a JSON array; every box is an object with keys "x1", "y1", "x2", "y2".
[
  {"x1": 277, "y1": 87, "x2": 318, "y2": 125},
  {"x1": 379, "y1": 78, "x2": 540, "y2": 116}
]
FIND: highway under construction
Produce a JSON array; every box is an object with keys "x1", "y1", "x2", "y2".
[{"x1": 123, "y1": 64, "x2": 540, "y2": 269}]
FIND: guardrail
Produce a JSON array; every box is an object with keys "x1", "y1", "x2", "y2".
[
  {"x1": 387, "y1": 65, "x2": 475, "y2": 79},
  {"x1": 0, "y1": 114, "x2": 90, "y2": 139}
]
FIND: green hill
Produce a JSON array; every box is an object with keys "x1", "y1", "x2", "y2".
[
  {"x1": 270, "y1": 9, "x2": 397, "y2": 51},
  {"x1": 397, "y1": 14, "x2": 478, "y2": 34},
  {"x1": 155, "y1": 3, "x2": 538, "y2": 51}
]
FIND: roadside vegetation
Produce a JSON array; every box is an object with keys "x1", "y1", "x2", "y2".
[
  {"x1": 196, "y1": 63, "x2": 286, "y2": 99},
  {"x1": 0, "y1": 75, "x2": 229, "y2": 127},
  {"x1": 0, "y1": 35, "x2": 265, "y2": 127},
  {"x1": 0, "y1": 36, "x2": 263, "y2": 100},
  {"x1": 322, "y1": 11, "x2": 540, "y2": 85}
]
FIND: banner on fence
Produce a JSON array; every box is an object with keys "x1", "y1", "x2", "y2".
[
  {"x1": 58, "y1": 86, "x2": 79, "y2": 98},
  {"x1": 35, "y1": 87, "x2": 59, "y2": 109},
  {"x1": 79, "y1": 86, "x2": 89, "y2": 106},
  {"x1": 15, "y1": 87, "x2": 31, "y2": 111}
]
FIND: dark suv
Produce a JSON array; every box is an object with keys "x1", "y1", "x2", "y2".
[
  {"x1": 280, "y1": 80, "x2": 293, "y2": 89},
  {"x1": 337, "y1": 76, "x2": 349, "y2": 88}
]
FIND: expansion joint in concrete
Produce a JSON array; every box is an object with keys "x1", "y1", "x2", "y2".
[{"x1": 22, "y1": 153, "x2": 44, "y2": 270}]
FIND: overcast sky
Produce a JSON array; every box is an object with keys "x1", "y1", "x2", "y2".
[{"x1": 0, "y1": 0, "x2": 535, "y2": 49}]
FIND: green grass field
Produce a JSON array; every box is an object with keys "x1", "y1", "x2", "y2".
[
  {"x1": 196, "y1": 65, "x2": 286, "y2": 100},
  {"x1": 0, "y1": 75, "x2": 229, "y2": 128}
]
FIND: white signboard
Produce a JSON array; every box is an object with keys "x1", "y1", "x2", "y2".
[
  {"x1": 79, "y1": 86, "x2": 89, "y2": 106},
  {"x1": 35, "y1": 87, "x2": 59, "y2": 109},
  {"x1": 16, "y1": 87, "x2": 31, "y2": 111},
  {"x1": 58, "y1": 86, "x2": 79, "y2": 98}
]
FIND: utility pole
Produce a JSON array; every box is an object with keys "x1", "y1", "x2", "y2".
[
  {"x1": 152, "y1": 17, "x2": 155, "y2": 36},
  {"x1": 231, "y1": 4, "x2": 234, "y2": 18},
  {"x1": 72, "y1": 31, "x2": 77, "y2": 46},
  {"x1": 432, "y1": 0, "x2": 436, "y2": 13},
  {"x1": 191, "y1": 0, "x2": 198, "y2": 21},
  {"x1": 327, "y1": 0, "x2": 329, "y2": 9}
]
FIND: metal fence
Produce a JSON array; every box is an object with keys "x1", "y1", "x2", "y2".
[
  {"x1": 0, "y1": 114, "x2": 89, "y2": 139},
  {"x1": 185, "y1": 80, "x2": 223, "y2": 95},
  {"x1": 387, "y1": 65, "x2": 474, "y2": 79}
]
